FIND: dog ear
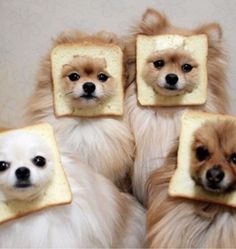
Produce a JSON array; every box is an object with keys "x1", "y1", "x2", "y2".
[
  {"x1": 139, "y1": 8, "x2": 169, "y2": 35},
  {"x1": 195, "y1": 23, "x2": 223, "y2": 43}
]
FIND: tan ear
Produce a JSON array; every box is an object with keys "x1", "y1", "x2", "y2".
[
  {"x1": 141, "y1": 8, "x2": 169, "y2": 30},
  {"x1": 195, "y1": 23, "x2": 223, "y2": 42}
]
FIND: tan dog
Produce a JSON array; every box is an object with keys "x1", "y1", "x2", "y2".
[
  {"x1": 147, "y1": 120, "x2": 236, "y2": 248},
  {"x1": 25, "y1": 30, "x2": 134, "y2": 189},
  {"x1": 125, "y1": 8, "x2": 228, "y2": 203}
]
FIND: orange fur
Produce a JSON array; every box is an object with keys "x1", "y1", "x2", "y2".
[
  {"x1": 147, "y1": 121, "x2": 236, "y2": 248},
  {"x1": 125, "y1": 8, "x2": 229, "y2": 203}
]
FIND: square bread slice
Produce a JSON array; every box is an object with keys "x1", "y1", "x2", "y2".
[
  {"x1": 0, "y1": 123, "x2": 72, "y2": 224},
  {"x1": 51, "y1": 42, "x2": 124, "y2": 117},
  {"x1": 169, "y1": 111, "x2": 236, "y2": 207},
  {"x1": 136, "y1": 34, "x2": 208, "y2": 106}
]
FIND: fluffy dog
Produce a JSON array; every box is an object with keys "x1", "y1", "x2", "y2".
[
  {"x1": 0, "y1": 130, "x2": 53, "y2": 201},
  {"x1": 147, "y1": 120, "x2": 236, "y2": 248},
  {"x1": 125, "y1": 8, "x2": 228, "y2": 203},
  {"x1": 25, "y1": 30, "x2": 134, "y2": 189},
  {"x1": 62, "y1": 55, "x2": 116, "y2": 108},
  {"x1": 0, "y1": 131, "x2": 145, "y2": 247}
]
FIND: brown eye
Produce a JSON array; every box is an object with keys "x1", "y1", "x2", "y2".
[
  {"x1": 32, "y1": 156, "x2": 46, "y2": 168},
  {"x1": 97, "y1": 73, "x2": 108, "y2": 82},
  {"x1": 68, "y1": 73, "x2": 80, "y2": 81},
  {"x1": 230, "y1": 153, "x2": 236, "y2": 164},
  {"x1": 0, "y1": 161, "x2": 10, "y2": 172},
  {"x1": 182, "y1": 64, "x2": 193, "y2": 73},
  {"x1": 196, "y1": 146, "x2": 209, "y2": 161},
  {"x1": 153, "y1": 60, "x2": 165, "y2": 69}
]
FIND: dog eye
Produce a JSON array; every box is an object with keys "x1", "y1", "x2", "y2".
[
  {"x1": 196, "y1": 146, "x2": 209, "y2": 161},
  {"x1": 68, "y1": 73, "x2": 80, "y2": 81},
  {"x1": 97, "y1": 73, "x2": 109, "y2": 82},
  {"x1": 32, "y1": 156, "x2": 46, "y2": 168},
  {"x1": 182, "y1": 64, "x2": 193, "y2": 73},
  {"x1": 153, "y1": 60, "x2": 165, "y2": 69},
  {"x1": 230, "y1": 153, "x2": 236, "y2": 164},
  {"x1": 0, "y1": 161, "x2": 10, "y2": 172}
]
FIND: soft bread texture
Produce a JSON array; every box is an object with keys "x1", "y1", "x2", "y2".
[
  {"x1": 0, "y1": 123, "x2": 72, "y2": 224},
  {"x1": 169, "y1": 111, "x2": 236, "y2": 207},
  {"x1": 51, "y1": 42, "x2": 124, "y2": 116},
  {"x1": 137, "y1": 34, "x2": 208, "y2": 106}
]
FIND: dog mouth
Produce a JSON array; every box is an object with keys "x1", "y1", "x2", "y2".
[
  {"x1": 164, "y1": 85, "x2": 178, "y2": 91},
  {"x1": 15, "y1": 181, "x2": 32, "y2": 188},
  {"x1": 80, "y1": 94, "x2": 98, "y2": 100}
]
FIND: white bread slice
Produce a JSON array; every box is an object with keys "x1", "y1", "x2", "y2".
[
  {"x1": 0, "y1": 123, "x2": 72, "y2": 224},
  {"x1": 136, "y1": 34, "x2": 208, "y2": 106},
  {"x1": 169, "y1": 111, "x2": 236, "y2": 207},
  {"x1": 51, "y1": 42, "x2": 124, "y2": 117}
]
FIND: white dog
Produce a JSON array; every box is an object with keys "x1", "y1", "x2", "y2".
[{"x1": 0, "y1": 131, "x2": 145, "y2": 247}]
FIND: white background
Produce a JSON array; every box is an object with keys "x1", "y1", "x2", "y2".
[{"x1": 0, "y1": 0, "x2": 235, "y2": 126}]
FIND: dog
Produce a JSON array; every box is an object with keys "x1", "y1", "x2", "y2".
[
  {"x1": 0, "y1": 130, "x2": 145, "y2": 247},
  {"x1": 125, "y1": 8, "x2": 229, "y2": 203},
  {"x1": 25, "y1": 30, "x2": 134, "y2": 190},
  {"x1": 0, "y1": 130, "x2": 53, "y2": 201},
  {"x1": 147, "y1": 120, "x2": 236, "y2": 248},
  {"x1": 62, "y1": 55, "x2": 116, "y2": 108}
]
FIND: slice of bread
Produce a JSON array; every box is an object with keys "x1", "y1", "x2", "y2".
[
  {"x1": 136, "y1": 34, "x2": 208, "y2": 106},
  {"x1": 0, "y1": 123, "x2": 72, "y2": 224},
  {"x1": 51, "y1": 42, "x2": 124, "y2": 117},
  {"x1": 169, "y1": 111, "x2": 236, "y2": 207}
]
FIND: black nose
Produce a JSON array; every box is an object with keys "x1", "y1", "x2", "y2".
[
  {"x1": 15, "y1": 167, "x2": 30, "y2": 180},
  {"x1": 206, "y1": 165, "x2": 225, "y2": 184},
  {"x1": 165, "y1": 74, "x2": 179, "y2": 86},
  {"x1": 83, "y1": 82, "x2": 96, "y2": 94}
]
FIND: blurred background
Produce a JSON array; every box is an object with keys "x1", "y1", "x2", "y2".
[{"x1": 0, "y1": 0, "x2": 235, "y2": 126}]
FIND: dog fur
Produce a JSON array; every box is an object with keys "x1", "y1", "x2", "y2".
[
  {"x1": 25, "y1": 30, "x2": 134, "y2": 189},
  {"x1": 125, "y1": 8, "x2": 229, "y2": 203},
  {"x1": 147, "y1": 120, "x2": 236, "y2": 248}
]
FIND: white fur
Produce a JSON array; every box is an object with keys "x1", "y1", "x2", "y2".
[
  {"x1": 0, "y1": 139, "x2": 145, "y2": 247},
  {"x1": 0, "y1": 131, "x2": 53, "y2": 201},
  {"x1": 125, "y1": 83, "x2": 221, "y2": 203},
  {"x1": 36, "y1": 102, "x2": 134, "y2": 184}
]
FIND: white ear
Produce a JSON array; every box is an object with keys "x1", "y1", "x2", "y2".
[{"x1": 142, "y1": 8, "x2": 166, "y2": 27}]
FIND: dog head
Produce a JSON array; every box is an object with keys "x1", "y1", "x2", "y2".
[
  {"x1": 0, "y1": 131, "x2": 54, "y2": 201},
  {"x1": 61, "y1": 55, "x2": 116, "y2": 108},
  {"x1": 190, "y1": 121, "x2": 236, "y2": 194},
  {"x1": 133, "y1": 8, "x2": 226, "y2": 105},
  {"x1": 143, "y1": 48, "x2": 199, "y2": 96}
]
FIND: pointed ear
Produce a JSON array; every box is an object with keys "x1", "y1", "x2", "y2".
[
  {"x1": 140, "y1": 8, "x2": 169, "y2": 32},
  {"x1": 195, "y1": 23, "x2": 223, "y2": 42}
]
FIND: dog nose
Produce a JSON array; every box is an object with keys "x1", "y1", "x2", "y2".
[
  {"x1": 83, "y1": 82, "x2": 96, "y2": 94},
  {"x1": 206, "y1": 165, "x2": 225, "y2": 184},
  {"x1": 165, "y1": 74, "x2": 179, "y2": 86},
  {"x1": 15, "y1": 167, "x2": 30, "y2": 180}
]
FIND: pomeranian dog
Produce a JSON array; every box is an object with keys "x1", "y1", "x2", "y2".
[
  {"x1": 25, "y1": 30, "x2": 134, "y2": 189},
  {"x1": 0, "y1": 130, "x2": 145, "y2": 247},
  {"x1": 62, "y1": 55, "x2": 116, "y2": 108},
  {"x1": 125, "y1": 8, "x2": 228, "y2": 203},
  {"x1": 147, "y1": 120, "x2": 236, "y2": 248},
  {"x1": 0, "y1": 130, "x2": 54, "y2": 201}
]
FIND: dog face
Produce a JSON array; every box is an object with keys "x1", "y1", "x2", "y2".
[
  {"x1": 143, "y1": 49, "x2": 199, "y2": 96},
  {"x1": 0, "y1": 131, "x2": 54, "y2": 201},
  {"x1": 190, "y1": 121, "x2": 236, "y2": 194},
  {"x1": 61, "y1": 55, "x2": 116, "y2": 108}
]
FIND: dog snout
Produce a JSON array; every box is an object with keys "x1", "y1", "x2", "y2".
[
  {"x1": 15, "y1": 167, "x2": 30, "y2": 180},
  {"x1": 165, "y1": 73, "x2": 179, "y2": 86},
  {"x1": 206, "y1": 165, "x2": 225, "y2": 184},
  {"x1": 83, "y1": 82, "x2": 96, "y2": 94}
]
